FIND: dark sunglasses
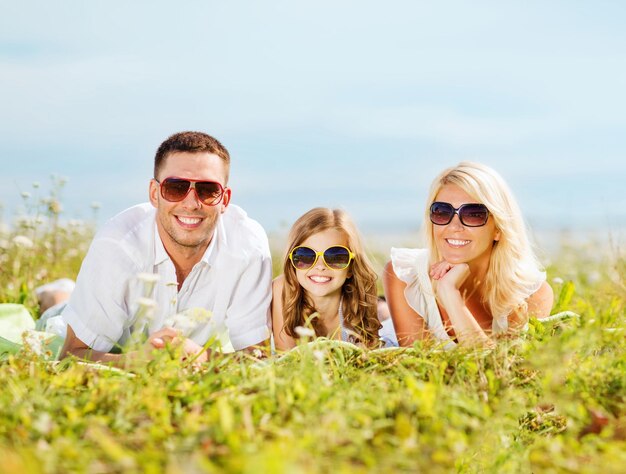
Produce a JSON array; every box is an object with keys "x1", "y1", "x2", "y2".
[
  {"x1": 156, "y1": 177, "x2": 226, "y2": 206},
  {"x1": 430, "y1": 201, "x2": 490, "y2": 227},
  {"x1": 289, "y1": 245, "x2": 355, "y2": 271}
]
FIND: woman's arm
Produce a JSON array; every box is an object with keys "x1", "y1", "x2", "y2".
[
  {"x1": 430, "y1": 261, "x2": 493, "y2": 348},
  {"x1": 382, "y1": 261, "x2": 426, "y2": 347},
  {"x1": 271, "y1": 276, "x2": 296, "y2": 352},
  {"x1": 508, "y1": 281, "x2": 554, "y2": 330}
]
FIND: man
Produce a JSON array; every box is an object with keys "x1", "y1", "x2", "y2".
[{"x1": 60, "y1": 131, "x2": 272, "y2": 364}]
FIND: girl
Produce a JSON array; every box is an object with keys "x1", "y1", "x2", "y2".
[
  {"x1": 272, "y1": 208, "x2": 382, "y2": 350},
  {"x1": 383, "y1": 162, "x2": 554, "y2": 348}
]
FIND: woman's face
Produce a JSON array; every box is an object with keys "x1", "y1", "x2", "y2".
[
  {"x1": 293, "y1": 229, "x2": 351, "y2": 300},
  {"x1": 432, "y1": 184, "x2": 500, "y2": 267}
]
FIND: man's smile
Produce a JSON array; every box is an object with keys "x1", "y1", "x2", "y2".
[{"x1": 175, "y1": 215, "x2": 204, "y2": 227}]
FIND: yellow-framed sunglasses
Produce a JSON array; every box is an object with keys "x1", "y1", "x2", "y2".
[{"x1": 288, "y1": 245, "x2": 355, "y2": 271}]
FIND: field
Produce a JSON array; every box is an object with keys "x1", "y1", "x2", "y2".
[{"x1": 1, "y1": 190, "x2": 625, "y2": 473}]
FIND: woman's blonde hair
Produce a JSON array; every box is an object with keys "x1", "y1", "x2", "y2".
[
  {"x1": 281, "y1": 208, "x2": 381, "y2": 348},
  {"x1": 423, "y1": 162, "x2": 545, "y2": 319}
]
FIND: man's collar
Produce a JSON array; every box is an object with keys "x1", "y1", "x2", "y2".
[{"x1": 153, "y1": 219, "x2": 221, "y2": 267}]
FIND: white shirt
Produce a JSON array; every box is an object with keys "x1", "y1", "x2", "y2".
[{"x1": 62, "y1": 203, "x2": 272, "y2": 352}]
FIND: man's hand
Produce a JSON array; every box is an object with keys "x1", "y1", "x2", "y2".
[{"x1": 145, "y1": 327, "x2": 209, "y2": 365}]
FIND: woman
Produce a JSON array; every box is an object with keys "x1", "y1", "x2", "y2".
[
  {"x1": 383, "y1": 162, "x2": 553, "y2": 348},
  {"x1": 272, "y1": 208, "x2": 382, "y2": 351}
]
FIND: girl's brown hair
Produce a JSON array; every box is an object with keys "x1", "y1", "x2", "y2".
[{"x1": 281, "y1": 208, "x2": 381, "y2": 348}]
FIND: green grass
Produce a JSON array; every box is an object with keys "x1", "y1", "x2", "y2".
[{"x1": 1, "y1": 187, "x2": 625, "y2": 473}]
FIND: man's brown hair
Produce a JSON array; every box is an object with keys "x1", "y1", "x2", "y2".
[{"x1": 154, "y1": 131, "x2": 231, "y2": 182}]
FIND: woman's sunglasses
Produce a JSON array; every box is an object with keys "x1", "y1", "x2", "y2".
[
  {"x1": 430, "y1": 202, "x2": 490, "y2": 227},
  {"x1": 289, "y1": 245, "x2": 355, "y2": 271},
  {"x1": 156, "y1": 177, "x2": 226, "y2": 206}
]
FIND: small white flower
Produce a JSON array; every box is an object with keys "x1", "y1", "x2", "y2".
[
  {"x1": 134, "y1": 297, "x2": 157, "y2": 323},
  {"x1": 21, "y1": 191, "x2": 31, "y2": 199},
  {"x1": 294, "y1": 326, "x2": 315, "y2": 338},
  {"x1": 552, "y1": 277, "x2": 564, "y2": 285},
  {"x1": 23, "y1": 330, "x2": 45, "y2": 356},
  {"x1": 137, "y1": 297, "x2": 157, "y2": 309},
  {"x1": 32, "y1": 182, "x2": 40, "y2": 189},
  {"x1": 313, "y1": 350, "x2": 325, "y2": 361},
  {"x1": 588, "y1": 271, "x2": 601, "y2": 284},
  {"x1": 164, "y1": 308, "x2": 213, "y2": 338},
  {"x1": 33, "y1": 412, "x2": 53, "y2": 435},
  {"x1": 137, "y1": 273, "x2": 160, "y2": 284},
  {"x1": 13, "y1": 235, "x2": 34, "y2": 248},
  {"x1": 91, "y1": 201, "x2": 101, "y2": 210}
]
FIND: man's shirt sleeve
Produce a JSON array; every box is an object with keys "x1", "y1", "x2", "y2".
[
  {"x1": 224, "y1": 238, "x2": 272, "y2": 351},
  {"x1": 61, "y1": 237, "x2": 135, "y2": 352}
]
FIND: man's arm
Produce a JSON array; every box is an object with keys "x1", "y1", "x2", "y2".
[{"x1": 60, "y1": 324, "x2": 211, "y2": 367}]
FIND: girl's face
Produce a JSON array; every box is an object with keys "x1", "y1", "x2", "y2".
[
  {"x1": 432, "y1": 184, "x2": 500, "y2": 267},
  {"x1": 294, "y1": 229, "x2": 351, "y2": 300}
]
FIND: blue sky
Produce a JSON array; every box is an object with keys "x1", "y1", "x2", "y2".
[{"x1": 1, "y1": 1, "x2": 625, "y2": 238}]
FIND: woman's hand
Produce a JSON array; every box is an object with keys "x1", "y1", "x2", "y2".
[
  {"x1": 429, "y1": 261, "x2": 492, "y2": 348},
  {"x1": 430, "y1": 260, "x2": 470, "y2": 294}
]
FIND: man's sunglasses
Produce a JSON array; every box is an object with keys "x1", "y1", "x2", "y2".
[
  {"x1": 156, "y1": 177, "x2": 226, "y2": 206},
  {"x1": 289, "y1": 245, "x2": 355, "y2": 271},
  {"x1": 430, "y1": 202, "x2": 490, "y2": 227}
]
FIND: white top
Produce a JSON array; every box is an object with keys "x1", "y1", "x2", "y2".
[
  {"x1": 62, "y1": 203, "x2": 272, "y2": 352},
  {"x1": 390, "y1": 247, "x2": 544, "y2": 349}
]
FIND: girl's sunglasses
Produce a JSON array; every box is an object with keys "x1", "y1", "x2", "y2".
[
  {"x1": 289, "y1": 245, "x2": 355, "y2": 271},
  {"x1": 156, "y1": 177, "x2": 226, "y2": 206},
  {"x1": 430, "y1": 202, "x2": 490, "y2": 227}
]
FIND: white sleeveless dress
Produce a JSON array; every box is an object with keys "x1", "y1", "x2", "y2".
[{"x1": 390, "y1": 248, "x2": 545, "y2": 349}]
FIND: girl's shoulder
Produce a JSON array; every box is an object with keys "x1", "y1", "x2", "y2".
[{"x1": 272, "y1": 274, "x2": 285, "y2": 293}]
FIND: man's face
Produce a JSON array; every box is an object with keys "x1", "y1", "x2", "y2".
[{"x1": 149, "y1": 152, "x2": 231, "y2": 257}]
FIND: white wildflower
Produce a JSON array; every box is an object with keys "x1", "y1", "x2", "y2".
[
  {"x1": 134, "y1": 297, "x2": 157, "y2": 324},
  {"x1": 588, "y1": 271, "x2": 600, "y2": 284},
  {"x1": 23, "y1": 330, "x2": 45, "y2": 356},
  {"x1": 294, "y1": 326, "x2": 315, "y2": 338},
  {"x1": 137, "y1": 297, "x2": 157, "y2": 309},
  {"x1": 21, "y1": 191, "x2": 31, "y2": 199},
  {"x1": 91, "y1": 201, "x2": 101, "y2": 210},
  {"x1": 33, "y1": 412, "x2": 53, "y2": 435},
  {"x1": 32, "y1": 181, "x2": 40, "y2": 189},
  {"x1": 552, "y1": 277, "x2": 564, "y2": 285},
  {"x1": 313, "y1": 350, "x2": 325, "y2": 361},
  {"x1": 13, "y1": 235, "x2": 34, "y2": 249},
  {"x1": 137, "y1": 273, "x2": 160, "y2": 284},
  {"x1": 164, "y1": 308, "x2": 213, "y2": 338},
  {"x1": 136, "y1": 273, "x2": 160, "y2": 299}
]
